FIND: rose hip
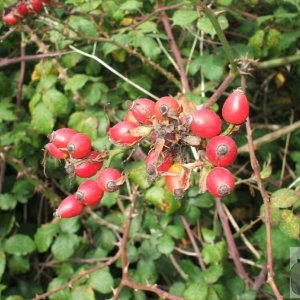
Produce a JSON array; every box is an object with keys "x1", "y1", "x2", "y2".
[
  {"x1": 130, "y1": 98, "x2": 155, "y2": 125},
  {"x1": 75, "y1": 180, "x2": 104, "y2": 206},
  {"x1": 67, "y1": 133, "x2": 92, "y2": 159},
  {"x1": 53, "y1": 195, "x2": 84, "y2": 218},
  {"x1": 109, "y1": 121, "x2": 141, "y2": 146},
  {"x1": 49, "y1": 128, "x2": 77, "y2": 149},
  {"x1": 45, "y1": 143, "x2": 68, "y2": 159},
  {"x1": 145, "y1": 151, "x2": 173, "y2": 175},
  {"x1": 154, "y1": 96, "x2": 181, "y2": 121},
  {"x1": 97, "y1": 168, "x2": 122, "y2": 192}
]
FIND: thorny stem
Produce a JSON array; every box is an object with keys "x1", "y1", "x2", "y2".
[
  {"x1": 256, "y1": 53, "x2": 300, "y2": 69},
  {"x1": 158, "y1": 0, "x2": 191, "y2": 93},
  {"x1": 16, "y1": 34, "x2": 26, "y2": 109},
  {"x1": 242, "y1": 76, "x2": 283, "y2": 299}
]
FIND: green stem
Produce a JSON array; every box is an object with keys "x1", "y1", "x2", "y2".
[
  {"x1": 257, "y1": 54, "x2": 300, "y2": 69},
  {"x1": 201, "y1": 5, "x2": 238, "y2": 74}
]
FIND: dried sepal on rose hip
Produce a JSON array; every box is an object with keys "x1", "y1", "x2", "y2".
[
  {"x1": 129, "y1": 98, "x2": 155, "y2": 125},
  {"x1": 53, "y1": 195, "x2": 84, "y2": 218},
  {"x1": 222, "y1": 88, "x2": 250, "y2": 125},
  {"x1": 97, "y1": 168, "x2": 126, "y2": 192},
  {"x1": 45, "y1": 143, "x2": 68, "y2": 160},
  {"x1": 206, "y1": 167, "x2": 235, "y2": 198},
  {"x1": 67, "y1": 133, "x2": 92, "y2": 159},
  {"x1": 206, "y1": 135, "x2": 237, "y2": 167},
  {"x1": 124, "y1": 110, "x2": 139, "y2": 124},
  {"x1": 165, "y1": 163, "x2": 191, "y2": 199},
  {"x1": 75, "y1": 180, "x2": 104, "y2": 206},
  {"x1": 154, "y1": 96, "x2": 181, "y2": 121}
]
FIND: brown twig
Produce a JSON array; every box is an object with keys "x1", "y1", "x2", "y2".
[
  {"x1": 158, "y1": 0, "x2": 190, "y2": 93},
  {"x1": 16, "y1": 40, "x2": 26, "y2": 109},
  {"x1": 181, "y1": 216, "x2": 206, "y2": 270},
  {"x1": 33, "y1": 252, "x2": 120, "y2": 300},
  {"x1": 215, "y1": 197, "x2": 252, "y2": 285},
  {"x1": 253, "y1": 264, "x2": 267, "y2": 291}
]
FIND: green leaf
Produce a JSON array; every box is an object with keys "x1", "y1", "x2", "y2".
[
  {"x1": 216, "y1": 0, "x2": 232, "y2": 5},
  {"x1": 270, "y1": 188, "x2": 299, "y2": 208},
  {"x1": 120, "y1": 0, "x2": 142, "y2": 11},
  {"x1": 136, "y1": 21, "x2": 157, "y2": 33},
  {"x1": 31, "y1": 103, "x2": 55, "y2": 135},
  {"x1": 65, "y1": 74, "x2": 89, "y2": 91},
  {"x1": 51, "y1": 233, "x2": 80, "y2": 261},
  {"x1": 48, "y1": 277, "x2": 71, "y2": 300},
  {"x1": 248, "y1": 30, "x2": 265, "y2": 57},
  {"x1": 135, "y1": 259, "x2": 158, "y2": 284},
  {"x1": 71, "y1": 285, "x2": 95, "y2": 300},
  {"x1": 42, "y1": 89, "x2": 69, "y2": 116},
  {"x1": 4, "y1": 234, "x2": 36, "y2": 256},
  {"x1": 8, "y1": 255, "x2": 30, "y2": 275},
  {"x1": 68, "y1": 16, "x2": 98, "y2": 37},
  {"x1": 98, "y1": 228, "x2": 117, "y2": 252},
  {"x1": 0, "y1": 250, "x2": 6, "y2": 281},
  {"x1": 0, "y1": 193, "x2": 17, "y2": 210},
  {"x1": 169, "y1": 282, "x2": 185, "y2": 296},
  {"x1": 202, "y1": 242, "x2": 226, "y2": 264},
  {"x1": 203, "y1": 265, "x2": 223, "y2": 284},
  {"x1": 128, "y1": 162, "x2": 150, "y2": 189},
  {"x1": 59, "y1": 217, "x2": 81, "y2": 233},
  {"x1": 100, "y1": 191, "x2": 119, "y2": 208},
  {"x1": 36, "y1": 75, "x2": 57, "y2": 92},
  {"x1": 34, "y1": 223, "x2": 59, "y2": 253},
  {"x1": 279, "y1": 210, "x2": 300, "y2": 239},
  {"x1": 183, "y1": 282, "x2": 208, "y2": 300},
  {"x1": 90, "y1": 267, "x2": 114, "y2": 294},
  {"x1": 157, "y1": 234, "x2": 175, "y2": 255},
  {"x1": 197, "y1": 14, "x2": 229, "y2": 37},
  {"x1": 201, "y1": 55, "x2": 224, "y2": 81},
  {"x1": 12, "y1": 179, "x2": 35, "y2": 204},
  {"x1": 0, "y1": 212, "x2": 15, "y2": 239},
  {"x1": 0, "y1": 101, "x2": 17, "y2": 122},
  {"x1": 139, "y1": 36, "x2": 161, "y2": 59},
  {"x1": 166, "y1": 225, "x2": 185, "y2": 239},
  {"x1": 201, "y1": 228, "x2": 216, "y2": 244},
  {"x1": 172, "y1": 10, "x2": 198, "y2": 26}
]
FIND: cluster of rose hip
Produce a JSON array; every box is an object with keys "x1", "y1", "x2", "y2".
[
  {"x1": 45, "y1": 129, "x2": 125, "y2": 218},
  {"x1": 2, "y1": 0, "x2": 50, "y2": 25},
  {"x1": 108, "y1": 88, "x2": 249, "y2": 200}
]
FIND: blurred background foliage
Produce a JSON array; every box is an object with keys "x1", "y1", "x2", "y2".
[{"x1": 0, "y1": 0, "x2": 300, "y2": 299}]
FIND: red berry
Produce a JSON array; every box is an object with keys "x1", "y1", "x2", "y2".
[
  {"x1": 206, "y1": 136, "x2": 237, "y2": 167},
  {"x1": 41, "y1": 0, "x2": 51, "y2": 3},
  {"x1": 97, "y1": 168, "x2": 122, "y2": 192},
  {"x1": 75, "y1": 180, "x2": 104, "y2": 206},
  {"x1": 67, "y1": 133, "x2": 92, "y2": 159},
  {"x1": 165, "y1": 164, "x2": 189, "y2": 199},
  {"x1": 145, "y1": 151, "x2": 173, "y2": 175},
  {"x1": 129, "y1": 98, "x2": 155, "y2": 125},
  {"x1": 154, "y1": 96, "x2": 181, "y2": 120},
  {"x1": 206, "y1": 167, "x2": 235, "y2": 198},
  {"x1": 222, "y1": 88, "x2": 250, "y2": 124},
  {"x1": 72, "y1": 151, "x2": 103, "y2": 178},
  {"x1": 49, "y1": 128, "x2": 77, "y2": 149},
  {"x1": 45, "y1": 143, "x2": 68, "y2": 159},
  {"x1": 15, "y1": 2, "x2": 28, "y2": 17},
  {"x1": 109, "y1": 121, "x2": 141, "y2": 146},
  {"x1": 30, "y1": 0, "x2": 43, "y2": 12},
  {"x1": 53, "y1": 195, "x2": 84, "y2": 218},
  {"x1": 124, "y1": 111, "x2": 139, "y2": 124},
  {"x1": 3, "y1": 13, "x2": 19, "y2": 25},
  {"x1": 188, "y1": 109, "x2": 222, "y2": 138}
]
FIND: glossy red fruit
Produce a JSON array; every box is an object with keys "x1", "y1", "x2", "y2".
[
  {"x1": 130, "y1": 98, "x2": 155, "y2": 125},
  {"x1": 3, "y1": 13, "x2": 19, "y2": 25},
  {"x1": 53, "y1": 195, "x2": 84, "y2": 218},
  {"x1": 45, "y1": 143, "x2": 68, "y2": 159},
  {"x1": 222, "y1": 88, "x2": 250, "y2": 124},
  {"x1": 188, "y1": 109, "x2": 222, "y2": 138},
  {"x1": 109, "y1": 121, "x2": 141, "y2": 146},
  {"x1": 124, "y1": 111, "x2": 139, "y2": 124},
  {"x1": 49, "y1": 128, "x2": 77, "y2": 149},
  {"x1": 15, "y1": 2, "x2": 28, "y2": 17},
  {"x1": 154, "y1": 96, "x2": 181, "y2": 120},
  {"x1": 165, "y1": 164, "x2": 189, "y2": 199},
  {"x1": 30, "y1": 0, "x2": 43, "y2": 12},
  {"x1": 206, "y1": 136, "x2": 237, "y2": 167},
  {"x1": 97, "y1": 168, "x2": 122, "y2": 192},
  {"x1": 76, "y1": 180, "x2": 104, "y2": 206},
  {"x1": 206, "y1": 167, "x2": 235, "y2": 198},
  {"x1": 67, "y1": 133, "x2": 92, "y2": 158},
  {"x1": 73, "y1": 151, "x2": 104, "y2": 178},
  {"x1": 145, "y1": 151, "x2": 173, "y2": 175}
]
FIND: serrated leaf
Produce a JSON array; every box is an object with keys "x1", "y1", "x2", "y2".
[
  {"x1": 136, "y1": 259, "x2": 158, "y2": 284},
  {"x1": 201, "y1": 55, "x2": 224, "y2": 81},
  {"x1": 12, "y1": 179, "x2": 35, "y2": 204},
  {"x1": 71, "y1": 285, "x2": 95, "y2": 300},
  {"x1": 183, "y1": 282, "x2": 208, "y2": 300},
  {"x1": 31, "y1": 103, "x2": 54, "y2": 135},
  {"x1": 120, "y1": 0, "x2": 142, "y2": 11},
  {"x1": 197, "y1": 14, "x2": 229, "y2": 37},
  {"x1": 271, "y1": 188, "x2": 299, "y2": 208},
  {"x1": 128, "y1": 162, "x2": 150, "y2": 189},
  {"x1": 65, "y1": 74, "x2": 89, "y2": 91},
  {"x1": 68, "y1": 16, "x2": 98, "y2": 37},
  {"x1": 0, "y1": 194, "x2": 17, "y2": 210},
  {"x1": 157, "y1": 234, "x2": 174, "y2": 255},
  {"x1": 90, "y1": 267, "x2": 114, "y2": 294},
  {"x1": 4, "y1": 234, "x2": 36, "y2": 256},
  {"x1": 8, "y1": 255, "x2": 30, "y2": 275},
  {"x1": 100, "y1": 191, "x2": 119, "y2": 208},
  {"x1": 202, "y1": 242, "x2": 226, "y2": 264},
  {"x1": 203, "y1": 265, "x2": 223, "y2": 284},
  {"x1": 98, "y1": 228, "x2": 117, "y2": 252},
  {"x1": 136, "y1": 21, "x2": 157, "y2": 33},
  {"x1": 139, "y1": 36, "x2": 161, "y2": 59},
  {"x1": 51, "y1": 233, "x2": 80, "y2": 261},
  {"x1": 34, "y1": 223, "x2": 59, "y2": 253},
  {"x1": 172, "y1": 10, "x2": 198, "y2": 26},
  {"x1": 279, "y1": 210, "x2": 300, "y2": 239},
  {"x1": 0, "y1": 251, "x2": 5, "y2": 280},
  {"x1": 42, "y1": 89, "x2": 69, "y2": 116},
  {"x1": 48, "y1": 277, "x2": 71, "y2": 300},
  {"x1": 59, "y1": 217, "x2": 81, "y2": 233},
  {"x1": 36, "y1": 75, "x2": 57, "y2": 92},
  {"x1": 0, "y1": 101, "x2": 17, "y2": 122}
]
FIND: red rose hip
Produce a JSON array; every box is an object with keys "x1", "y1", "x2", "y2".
[
  {"x1": 222, "y1": 88, "x2": 249, "y2": 124},
  {"x1": 3, "y1": 13, "x2": 19, "y2": 25},
  {"x1": 53, "y1": 195, "x2": 84, "y2": 218},
  {"x1": 49, "y1": 128, "x2": 77, "y2": 149},
  {"x1": 109, "y1": 121, "x2": 141, "y2": 146},
  {"x1": 67, "y1": 133, "x2": 92, "y2": 158},
  {"x1": 206, "y1": 136, "x2": 237, "y2": 167},
  {"x1": 15, "y1": 2, "x2": 29, "y2": 17},
  {"x1": 154, "y1": 96, "x2": 181, "y2": 121},
  {"x1": 145, "y1": 151, "x2": 173, "y2": 175},
  {"x1": 188, "y1": 109, "x2": 222, "y2": 138},
  {"x1": 30, "y1": 0, "x2": 43, "y2": 12},
  {"x1": 75, "y1": 180, "x2": 104, "y2": 206},
  {"x1": 129, "y1": 98, "x2": 155, "y2": 125},
  {"x1": 45, "y1": 143, "x2": 68, "y2": 159},
  {"x1": 206, "y1": 167, "x2": 235, "y2": 198},
  {"x1": 97, "y1": 168, "x2": 122, "y2": 192}
]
